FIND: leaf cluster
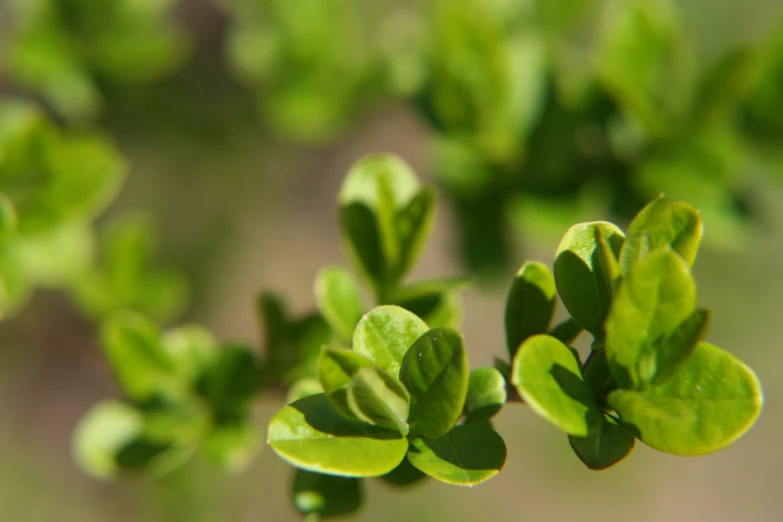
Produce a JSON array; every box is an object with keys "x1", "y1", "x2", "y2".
[
  {"x1": 74, "y1": 312, "x2": 264, "y2": 478},
  {"x1": 507, "y1": 196, "x2": 763, "y2": 468},
  {"x1": 2, "y1": 0, "x2": 191, "y2": 119}
]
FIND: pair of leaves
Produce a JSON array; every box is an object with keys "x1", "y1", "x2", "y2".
[{"x1": 338, "y1": 155, "x2": 436, "y2": 300}]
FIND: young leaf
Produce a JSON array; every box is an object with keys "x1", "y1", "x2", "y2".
[
  {"x1": 353, "y1": 305, "x2": 429, "y2": 377},
  {"x1": 407, "y1": 422, "x2": 506, "y2": 486},
  {"x1": 315, "y1": 266, "x2": 365, "y2": 341},
  {"x1": 292, "y1": 469, "x2": 363, "y2": 519},
  {"x1": 396, "y1": 187, "x2": 437, "y2": 279},
  {"x1": 464, "y1": 367, "x2": 507, "y2": 423},
  {"x1": 609, "y1": 342, "x2": 763, "y2": 455},
  {"x1": 318, "y1": 347, "x2": 375, "y2": 420},
  {"x1": 505, "y1": 261, "x2": 557, "y2": 358},
  {"x1": 605, "y1": 249, "x2": 698, "y2": 389},
  {"x1": 399, "y1": 327, "x2": 469, "y2": 439},
  {"x1": 620, "y1": 197, "x2": 703, "y2": 274},
  {"x1": 568, "y1": 414, "x2": 636, "y2": 470},
  {"x1": 554, "y1": 222, "x2": 625, "y2": 337},
  {"x1": 267, "y1": 393, "x2": 408, "y2": 477},
  {"x1": 511, "y1": 334, "x2": 601, "y2": 437},
  {"x1": 347, "y1": 367, "x2": 410, "y2": 434}
]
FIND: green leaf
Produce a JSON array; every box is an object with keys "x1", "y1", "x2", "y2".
[
  {"x1": 407, "y1": 422, "x2": 506, "y2": 486},
  {"x1": 347, "y1": 367, "x2": 410, "y2": 434},
  {"x1": 399, "y1": 327, "x2": 469, "y2": 439},
  {"x1": 609, "y1": 342, "x2": 763, "y2": 455},
  {"x1": 505, "y1": 261, "x2": 557, "y2": 358},
  {"x1": 549, "y1": 317, "x2": 583, "y2": 345},
  {"x1": 202, "y1": 344, "x2": 263, "y2": 421},
  {"x1": 353, "y1": 305, "x2": 429, "y2": 377},
  {"x1": 289, "y1": 313, "x2": 335, "y2": 384},
  {"x1": 568, "y1": 414, "x2": 636, "y2": 470},
  {"x1": 379, "y1": 457, "x2": 428, "y2": 488},
  {"x1": 267, "y1": 393, "x2": 408, "y2": 477},
  {"x1": 292, "y1": 470, "x2": 363, "y2": 519},
  {"x1": 554, "y1": 222, "x2": 625, "y2": 337},
  {"x1": 464, "y1": 367, "x2": 507, "y2": 423},
  {"x1": 100, "y1": 312, "x2": 180, "y2": 403},
  {"x1": 161, "y1": 325, "x2": 218, "y2": 386},
  {"x1": 583, "y1": 349, "x2": 618, "y2": 403},
  {"x1": 511, "y1": 334, "x2": 601, "y2": 437},
  {"x1": 318, "y1": 347, "x2": 376, "y2": 420},
  {"x1": 338, "y1": 154, "x2": 421, "y2": 294},
  {"x1": 73, "y1": 400, "x2": 144, "y2": 479},
  {"x1": 396, "y1": 187, "x2": 437, "y2": 279},
  {"x1": 620, "y1": 197, "x2": 703, "y2": 274},
  {"x1": 605, "y1": 249, "x2": 699, "y2": 389},
  {"x1": 315, "y1": 266, "x2": 364, "y2": 341},
  {"x1": 203, "y1": 422, "x2": 261, "y2": 474}
]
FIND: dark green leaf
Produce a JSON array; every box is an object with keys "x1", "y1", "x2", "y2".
[
  {"x1": 396, "y1": 187, "x2": 437, "y2": 279},
  {"x1": 267, "y1": 393, "x2": 408, "y2": 477},
  {"x1": 379, "y1": 457, "x2": 427, "y2": 488},
  {"x1": 583, "y1": 349, "x2": 618, "y2": 403},
  {"x1": 399, "y1": 327, "x2": 469, "y2": 439},
  {"x1": 407, "y1": 422, "x2": 506, "y2": 486},
  {"x1": 292, "y1": 470, "x2": 363, "y2": 519},
  {"x1": 609, "y1": 342, "x2": 763, "y2": 455},
  {"x1": 549, "y1": 317, "x2": 583, "y2": 345},
  {"x1": 568, "y1": 414, "x2": 636, "y2": 470},
  {"x1": 505, "y1": 261, "x2": 557, "y2": 358},
  {"x1": 203, "y1": 344, "x2": 263, "y2": 421}
]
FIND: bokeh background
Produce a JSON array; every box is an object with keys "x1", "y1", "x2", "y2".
[{"x1": 1, "y1": 0, "x2": 782, "y2": 521}]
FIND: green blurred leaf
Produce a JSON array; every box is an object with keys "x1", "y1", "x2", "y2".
[
  {"x1": 73, "y1": 400, "x2": 144, "y2": 479},
  {"x1": 202, "y1": 343, "x2": 263, "y2": 421},
  {"x1": 292, "y1": 469, "x2": 363, "y2": 519},
  {"x1": 464, "y1": 367, "x2": 507, "y2": 423},
  {"x1": 549, "y1": 317, "x2": 583, "y2": 345},
  {"x1": 605, "y1": 249, "x2": 699, "y2": 389},
  {"x1": 407, "y1": 422, "x2": 506, "y2": 486},
  {"x1": 583, "y1": 349, "x2": 618, "y2": 402},
  {"x1": 161, "y1": 325, "x2": 218, "y2": 386},
  {"x1": 399, "y1": 327, "x2": 469, "y2": 439},
  {"x1": 609, "y1": 342, "x2": 763, "y2": 455},
  {"x1": 568, "y1": 414, "x2": 636, "y2": 470},
  {"x1": 554, "y1": 222, "x2": 625, "y2": 337},
  {"x1": 347, "y1": 367, "x2": 410, "y2": 434},
  {"x1": 512, "y1": 334, "x2": 601, "y2": 436},
  {"x1": 267, "y1": 393, "x2": 408, "y2": 477},
  {"x1": 392, "y1": 278, "x2": 469, "y2": 329},
  {"x1": 203, "y1": 421, "x2": 262, "y2": 474},
  {"x1": 100, "y1": 312, "x2": 181, "y2": 403},
  {"x1": 505, "y1": 261, "x2": 557, "y2": 358},
  {"x1": 353, "y1": 305, "x2": 429, "y2": 377},
  {"x1": 315, "y1": 266, "x2": 364, "y2": 341}
]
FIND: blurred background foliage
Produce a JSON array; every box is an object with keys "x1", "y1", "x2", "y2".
[{"x1": 1, "y1": 0, "x2": 783, "y2": 521}]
